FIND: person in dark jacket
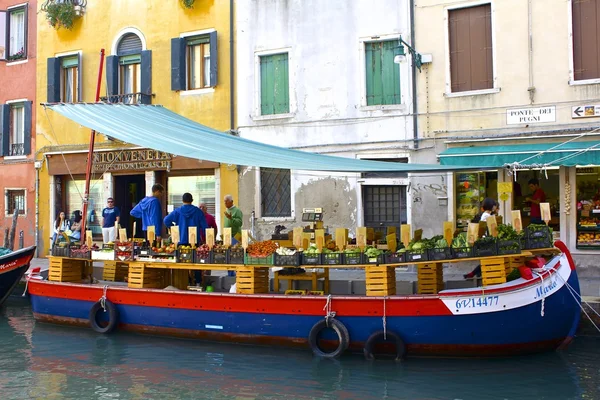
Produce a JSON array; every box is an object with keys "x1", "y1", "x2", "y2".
[
  {"x1": 164, "y1": 193, "x2": 208, "y2": 245},
  {"x1": 130, "y1": 183, "x2": 164, "y2": 235}
]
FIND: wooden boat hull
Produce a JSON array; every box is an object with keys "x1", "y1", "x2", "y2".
[
  {"x1": 27, "y1": 242, "x2": 581, "y2": 358},
  {"x1": 0, "y1": 246, "x2": 36, "y2": 306}
]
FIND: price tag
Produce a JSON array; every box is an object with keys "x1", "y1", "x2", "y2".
[
  {"x1": 223, "y1": 227, "x2": 232, "y2": 247},
  {"x1": 486, "y1": 216, "x2": 498, "y2": 237},
  {"x1": 171, "y1": 226, "x2": 180, "y2": 246},
  {"x1": 356, "y1": 227, "x2": 367, "y2": 250},
  {"x1": 511, "y1": 210, "x2": 523, "y2": 233},
  {"x1": 315, "y1": 229, "x2": 325, "y2": 252},
  {"x1": 206, "y1": 228, "x2": 215, "y2": 249},
  {"x1": 400, "y1": 224, "x2": 411, "y2": 248},
  {"x1": 582, "y1": 210, "x2": 591, "y2": 217},
  {"x1": 540, "y1": 202, "x2": 551, "y2": 224},
  {"x1": 443, "y1": 221, "x2": 454, "y2": 248},
  {"x1": 335, "y1": 228, "x2": 348, "y2": 250},
  {"x1": 147, "y1": 226, "x2": 156, "y2": 245},
  {"x1": 119, "y1": 228, "x2": 128, "y2": 243},
  {"x1": 188, "y1": 226, "x2": 197, "y2": 246},
  {"x1": 386, "y1": 233, "x2": 397, "y2": 253},
  {"x1": 241, "y1": 229, "x2": 249, "y2": 250},
  {"x1": 293, "y1": 227, "x2": 303, "y2": 249}
]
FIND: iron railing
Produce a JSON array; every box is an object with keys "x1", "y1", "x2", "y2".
[
  {"x1": 100, "y1": 93, "x2": 153, "y2": 105},
  {"x1": 9, "y1": 143, "x2": 25, "y2": 156},
  {"x1": 41, "y1": 0, "x2": 87, "y2": 11}
]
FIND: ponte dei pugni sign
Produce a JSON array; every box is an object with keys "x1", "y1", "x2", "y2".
[{"x1": 92, "y1": 149, "x2": 172, "y2": 172}]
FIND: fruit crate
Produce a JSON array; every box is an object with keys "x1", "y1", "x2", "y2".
[
  {"x1": 211, "y1": 247, "x2": 228, "y2": 264},
  {"x1": 496, "y1": 239, "x2": 522, "y2": 256},
  {"x1": 274, "y1": 252, "x2": 301, "y2": 267},
  {"x1": 69, "y1": 246, "x2": 91, "y2": 260},
  {"x1": 301, "y1": 253, "x2": 322, "y2": 265},
  {"x1": 342, "y1": 253, "x2": 363, "y2": 265},
  {"x1": 114, "y1": 241, "x2": 133, "y2": 252},
  {"x1": 322, "y1": 252, "x2": 344, "y2": 265},
  {"x1": 51, "y1": 245, "x2": 70, "y2": 258},
  {"x1": 177, "y1": 245, "x2": 195, "y2": 264},
  {"x1": 451, "y1": 247, "x2": 473, "y2": 259},
  {"x1": 427, "y1": 248, "x2": 453, "y2": 261},
  {"x1": 384, "y1": 252, "x2": 406, "y2": 264},
  {"x1": 405, "y1": 251, "x2": 429, "y2": 262},
  {"x1": 364, "y1": 253, "x2": 386, "y2": 265},
  {"x1": 195, "y1": 250, "x2": 213, "y2": 264},
  {"x1": 524, "y1": 236, "x2": 553, "y2": 250},
  {"x1": 228, "y1": 247, "x2": 245, "y2": 264},
  {"x1": 473, "y1": 239, "x2": 498, "y2": 257},
  {"x1": 244, "y1": 253, "x2": 275, "y2": 266},
  {"x1": 102, "y1": 243, "x2": 114, "y2": 250}
]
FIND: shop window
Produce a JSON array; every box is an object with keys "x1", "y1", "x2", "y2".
[
  {"x1": 260, "y1": 53, "x2": 290, "y2": 115},
  {"x1": 576, "y1": 167, "x2": 600, "y2": 249},
  {"x1": 260, "y1": 168, "x2": 291, "y2": 218},
  {"x1": 66, "y1": 179, "x2": 103, "y2": 238},
  {"x1": 1, "y1": 5, "x2": 28, "y2": 62},
  {"x1": 171, "y1": 32, "x2": 218, "y2": 91},
  {"x1": 455, "y1": 171, "x2": 498, "y2": 230},
  {"x1": 363, "y1": 185, "x2": 407, "y2": 239},
  {"x1": 167, "y1": 175, "x2": 216, "y2": 215},
  {"x1": 365, "y1": 40, "x2": 401, "y2": 105},
  {"x1": 572, "y1": 0, "x2": 600, "y2": 81},
  {"x1": 448, "y1": 3, "x2": 493, "y2": 92},
  {"x1": 5, "y1": 189, "x2": 25, "y2": 216},
  {"x1": 0, "y1": 102, "x2": 32, "y2": 157}
]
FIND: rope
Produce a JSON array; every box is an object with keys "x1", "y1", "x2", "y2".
[
  {"x1": 382, "y1": 296, "x2": 387, "y2": 340},
  {"x1": 533, "y1": 270, "x2": 545, "y2": 317},
  {"x1": 323, "y1": 294, "x2": 336, "y2": 327},
  {"x1": 99, "y1": 285, "x2": 108, "y2": 312},
  {"x1": 21, "y1": 275, "x2": 30, "y2": 297}
]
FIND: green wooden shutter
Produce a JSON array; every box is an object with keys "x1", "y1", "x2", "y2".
[
  {"x1": 171, "y1": 38, "x2": 186, "y2": 91},
  {"x1": 260, "y1": 54, "x2": 289, "y2": 115},
  {"x1": 47, "y1": 57, "x2": 61, "y2": 103},
  {"x1": 365, "y1": 41, "x2": 400, "y2": 106},
  {"x1": 23, "y1": 101, "x2": 32, "y2": 155},
  {"x1": 382, "y1": 41, "x2": 401, "y2": 104},
  {"x1": 0, "y1": 105, "x2": 8, "y2": 156}
]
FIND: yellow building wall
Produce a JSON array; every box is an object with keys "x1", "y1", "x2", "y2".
[{"x1": 36, "y1": 0, "x2": 237, "y2": 251}]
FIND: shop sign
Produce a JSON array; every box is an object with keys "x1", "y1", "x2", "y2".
[
  {"x1": 506, "y1": 106, "x2": 556, "y2": 125},
  {"x1": 92, "y1": 149, "x2": 171, "y2": 172},
  {"x1": 497, "y1": 182, "x2": 512, "y2": 202},
  {"x1": 571, "y1": 105, "x2": 600, "y2": 119}
]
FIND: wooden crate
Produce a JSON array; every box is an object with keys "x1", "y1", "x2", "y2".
[
  {"x1": 172, "y1": 269, "x2": 189, "y2": 290},
  {"x1": 417, "y1": 263, "x2": 444, "y2": 295},
  {"x1": 127, "y1": 263, "x2": 166, "y2": 289},
  {"x1": 48, "y1": 257, "x2": 86, "y2": 282},
  {"x1": 236, "y1": 266, "x2": 269, "y2": 294},
  {"x1": 506, "y1": 256, "x2": 525, "y2": 275},
  {"x1": 481, "y1": 257, "x2": 508, "y2": 286},
  {"x1": 102, "y1": 261, "x2": 129, "y2": 282},
  {"x1": 365, "y1": 265, "x2": 396, "y2": 296}
]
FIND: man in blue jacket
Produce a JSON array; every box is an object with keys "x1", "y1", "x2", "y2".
[
  {"x1": 130, "y1": 183, "x2": 164, "y2": 237},
  {"x1": 164, "y1": 192, "x2": 208, "y2": 245}
]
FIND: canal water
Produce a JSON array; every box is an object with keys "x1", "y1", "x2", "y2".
[{"x1": 1, "y1": 297, "x2": 598, "y2": 400}]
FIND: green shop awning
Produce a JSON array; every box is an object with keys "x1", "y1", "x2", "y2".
[
  {"x1": 439, "y1": 141, "x2": 600, "y2": 167},
  {"x1": 44, "y1": 103, "x2": 476, "y2": 173}
]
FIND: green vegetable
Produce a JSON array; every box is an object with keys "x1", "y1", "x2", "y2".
[
  {"x1": 506, "y1": 268, "x2": 521, "y2": 282},
  {"x1": 497, "y1": 224, "x2": 519, "y2": 241},
  {"x1": 452, "y1": 233, "x2": 469, "y2": 249},
  {"x1": 435, "y1": 238, "x2": 449, "y2": 249},
  {"x1": 365, "y1": 247, "x2": 383, "y2": 257}
]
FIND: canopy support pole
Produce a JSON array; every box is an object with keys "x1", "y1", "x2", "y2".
[{"x1": 81, "y1": 49, "x2": 105, "y2": 236}]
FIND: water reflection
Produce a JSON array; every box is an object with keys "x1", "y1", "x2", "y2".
[{"x1": 0, "y1": 297, "x2": 598, "y2": 400}]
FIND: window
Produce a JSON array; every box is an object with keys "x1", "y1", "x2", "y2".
[
  {"x1": 120, "y1": 55, "x2": 141, "y2": 100},
  {"x1": 61, "y1": 56, "x2": 79, "y2": 103},
  {"x1": 9, "y1": 104, "x2": 24, "y2": 156},
  {"x1": 448, "y1": 4, "x2": 493, "y2": 92},
  {"x1": 260, "y1": 168, "x2": 291, "y2": 218},
  {"x1": 0, "y1": 102, "x2": 31, "y2": 157},
  {"x1": 6, "y1": 6, "x2": 27, "y2": 61},
  {"x1": 365, "y1": 41, "x2": 401, "y2": 106},
  {"x1": 363, "y1": 186, "x2": 407, "y2": 239},
  {"x1": 572, "y1": 0, "x2": 600, "y2": 81},
  {"x1": 168, "y1": 176, "x2": 216, "y2": 214},
  {"x1": 6, "y1": 189, "x2": 25, "y2": 216},
  {"x1": 171, "y1": 31, "x2": 218, "y2": 91},
  {"x1": 260, "y1": 53, "x2": 289, "y2": 115}
]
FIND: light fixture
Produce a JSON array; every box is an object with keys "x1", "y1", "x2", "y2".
[{"x1": 395, "y1": 37, "x2": 423, "y2": 72}]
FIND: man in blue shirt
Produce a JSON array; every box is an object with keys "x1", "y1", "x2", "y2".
[
  {"x1": 101, "y1": 198, "x2": 120, "y2": 244},
  {"x1": 164, "y1": 193, "x2": 208, "y2": 245},
  {"x1": 131, "y1": 183, "x2": 164, "y2": 239}
]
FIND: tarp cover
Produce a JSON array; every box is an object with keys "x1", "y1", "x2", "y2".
[
  {"x1": 439, "y1": 141, "x2": 600, "y2": 167},
  {"x1": 45, "y1": 103, "x2": 472, "y2": 173}
]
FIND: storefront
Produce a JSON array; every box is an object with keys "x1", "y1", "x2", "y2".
[
  {"x1": 574, "y1": 166, "x2": 600, "y2": 250},
  {"x1": 46, "y1": 147, "x2": 219, "y2": 240}
]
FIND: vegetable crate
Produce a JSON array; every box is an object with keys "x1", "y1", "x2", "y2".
[
  {"x1": 128, "y1": 262, "x2": 167, "y2": 289},
  {"x1": 51, "y1": 245, "x2": 70, "y2": 258},
  {"x1": 322, "y1": 252, "x2": 344, "y2": 265},
  {"x1": 236, "y1": 266, "x2": 269, "y2": 294},
  {"x1": 473, "y1": 239, "x2": 498, "y2": 257},
  {"x1": 274, "y1": 252, "x2": 301, "y2": 267},
  {"x1": 405, "y1": 251, "x2": 429, "y2": 263},
  {"x1": 480, "y1": 258, "x2": 507, "y2": 286},
  {"x1": 102, "y1": 261, "x2": 129, "y2": 282},
  {"x1": 69, "y1": 246, "x2": 91, "y2": 260},
  {"x1": 211, "y1": 248, "x2": 228, "y2": 264},
  {"x1": 526, "y1": 225, "x2": 552, "y2": 240},
  {"x1": 417, "y1": 263, "x2": 444, "y2": 294},
  {"x1": 427, "y1": 248, "x2": 453, "y2": 261},
  {"x1": 177, "y1": 246, "x2": 195, "y2": 264},
  {"x1": 384, "y1": 253, "x2": 406, "y2": 264},
  {"x1": 244, "y1": 253, "x2": 274, "y2": 266},
  {"x1": 524, "y1": 236, "x2": 553, "y2": 250},
  {"x1": 451, "y1": 247, "x2": 472, "y2": 259},
  {"x1": 342, "y1": 253, "x2": 363, "y2": 265},
  {"x1": 496, "y1": 239, "x2": 522, "y2": 256},
  {"x1": 364, "y1": 253, "x2": 386, "y2": 265},
  {"x1": 301, "y1": 253, "x2": 322, "y2": 265},
  {"x1": 228, "y1": 248, "x2": 245, "y2": 264},
  {"x1": 365, "y1": 265, "x2": 396, "y2": 296},
  {"x1": 49, "y1": 257, "x2": 85, "y2": 282}
]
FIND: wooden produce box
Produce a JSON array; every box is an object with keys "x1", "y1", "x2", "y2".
[
  {"x1": 102, "y1": 261, "x2": 129, "y2": 282},
  {"x1": 48, "y1": 257, "x2": 85, "y2": 283},
  {"x1": 417, "y1": 263, "x2": 444, "y2": 294},
  {"x1": 128, "y1": 262, "x2": 167, "y2": 289},
  {"x1": 480, "y1": 258, "x2": 508, "y2": 286},
  {"x1": 236, "y1": 266, "x2": 269, "y2": 294},
  {"x1": 365, "y1": 265, "x2": 396, "y2": 296}
]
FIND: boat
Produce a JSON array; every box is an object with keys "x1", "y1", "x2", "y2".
[
  {"x1": 0, "y1": 246, "x2": 36, "y2": 307},
  {"x1": 27, "y1": 241, "x2": 581, "y2": 358}
]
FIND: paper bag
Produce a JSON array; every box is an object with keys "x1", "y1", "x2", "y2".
[
  {"x1": 171, "y1": 226, "x2": 180, "y2": 245},
  {"x1": 356, "y1": 227, "x2": 367, "y2": 250},
  {"x1": 540, "y1": 202, "x2": 551, "y2": 224},
  {"x1": 386, "y1": 233, "x2": 397, "y2": 253},
  {"x1": 147, "y1": 226, "x2": 156, "y2": 245},
  {"x1": 443, "y1": 221, "x2": 454, "y2": 248},
  {"x1": 335, "y1": 228, "x2": 348, "y2": 250},
  {"x1": 241, "y1": 230, "x2": 249, "y2": 250},
  {"x1": 206, "y1": 228, "x2": 215, "y2": 248},
  {"x1": 223, "y1": 227, "x2": 232, "y2": 247},
  {"x1": 293, "y1": 227, "x2": 303, "y2": 249},
  {"x1": 467, "y1": 223, "x2": 479, "y2": 246},
  {"x1": 315, "y1": 229, "x2": 325, "y2": 252},
  {"x1": 86, "y1": 230, "x2": 93, "y2": 248},
  {"x1": 188, "y1": 226, "x2": 197, "y2": 246},
  {"x1": 119, "y1": 228, "x2": 127, "y2": 243},
  {"x1": 400, "y1": 224, "x2": 411, "y2": 248},
  {"x1": 486, "y1": 216, "x2": 498, "y2": 237},
  {"x1": 511, "y1": 210, "x2": 523, "y2": 233},
  {"x1": 414, "y1": 229, "x2": 423, "y2": 242}
]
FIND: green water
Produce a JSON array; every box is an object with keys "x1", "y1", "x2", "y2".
[{"x1": 1, "y1": 296, "x2": 598, "y2": 400}]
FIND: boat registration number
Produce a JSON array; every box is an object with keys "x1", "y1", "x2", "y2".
[{"x1": 455, "y1": 296, "x2": 499, "y2": 309}]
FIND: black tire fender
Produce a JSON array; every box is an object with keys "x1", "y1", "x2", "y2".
[
  {"x1": 363, "y1": 330, "x2": 406, "y2": 361},
  {"x1": 308, "y1": 318, "x2": 350, "y2": 358},
  {"x1": 89, "y1": 300, "x2": 119, "y2": 334}
]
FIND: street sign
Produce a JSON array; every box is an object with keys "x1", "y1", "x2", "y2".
[
  {"x1": 506, "y1": 106, "x2": 556, "y2": 125},
  {"x1": 572, "y1": 105, "x2": 600, "y2": 119}
]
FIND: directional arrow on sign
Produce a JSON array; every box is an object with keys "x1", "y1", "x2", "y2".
[{"x1": 573, "y1": 107, "x2": 583, "y2": 117}]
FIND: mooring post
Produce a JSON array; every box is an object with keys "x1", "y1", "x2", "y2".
[
  {"x1": 2, "y1": 228, "x2": 8, "y2": 248},
  {"x1": 8, "y1": 210, "x2": 19, "y2": 251},
  {"x1": 19, "y1": 231, "x2": 24, "y2": 249}
]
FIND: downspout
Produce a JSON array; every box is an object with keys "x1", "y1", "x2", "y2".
[
  {"x1": 410, "y1": 0, "x2": 419, "y2": 149},
  {"x1": 34, "y1": 162, "x2": 39, "y2": 257},
  {"x1": 229, "y1": 0, "x2": 235, "y2": 131},
  {"x1": 527, "y1": 0, "x2": 535, "y2": 104}
]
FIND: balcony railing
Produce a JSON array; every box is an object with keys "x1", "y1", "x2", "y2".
[
  {"x1": 41, "y1": 0, "x2": 87, "y2": 11},
  {"x1": 9, "y1": 143, "x2": 25, "y2": 157},
  {"x1": 100, "y1": 93, "x2": 153, "y2": 105}
]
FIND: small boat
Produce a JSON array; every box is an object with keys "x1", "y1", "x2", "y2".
[
  {"x1": 0, "y1": 246, "x2": 36, "y2": 307},
  {"x1": 27, "y1": 241, "x2": 582, "y2": 358}
]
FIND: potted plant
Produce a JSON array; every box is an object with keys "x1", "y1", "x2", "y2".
[
  {"x1": 45, "y1": 2, "x2": 77, "y2": 30},
  {"x1": 7, "y1": 48, "x2": 25, "y2": 62},
  {"x1": 181, "y1": 0, "x2": 195, "y2": 9}
]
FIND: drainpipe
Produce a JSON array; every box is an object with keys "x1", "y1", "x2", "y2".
[
  {"x1": 34, "y1": 161, "x2": 40, "y2": 257},
  {"x1": 409, "y1": 0, "x2": 419, "y2": 150},
  {"x1": 527, "y1": 0, "x2": 535, "y2": 104},
  {"x1": 229, "y1": 0, "x2": 235, "y2": 132}
]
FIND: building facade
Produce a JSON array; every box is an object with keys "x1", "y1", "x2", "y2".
[
  {"x1": 0, "y1": 0, "x2": 36, "y2": 249},
  {"x1": 415, "y1": 0, "x2": 600, "y2": 266},
  {"x1": 236, "y1": 0, "x2": 449, "y2": 240},
  {"x1": 35, "y1": 0, "x2": 237, "y2": 254}
]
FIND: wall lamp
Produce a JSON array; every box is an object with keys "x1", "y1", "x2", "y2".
[{"x1": 394, "y1": 37, "x2": 423, "y2": 72}]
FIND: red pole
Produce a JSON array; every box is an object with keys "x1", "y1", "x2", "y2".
[{"x1": 80, "y1": 49, "x2": 105, "y2": 238}]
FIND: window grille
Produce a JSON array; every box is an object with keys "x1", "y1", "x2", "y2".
[{"x1": 260, "y1": 168, "x2": 291, "y2": 218}]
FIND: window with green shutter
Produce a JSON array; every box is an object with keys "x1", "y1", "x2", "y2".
[
  {"x1": 365, "y1": 41, "x2": 401, "y2": 106},
  {"x1": 260, "y1": 53, "x2": 289, "y2": 115}
]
